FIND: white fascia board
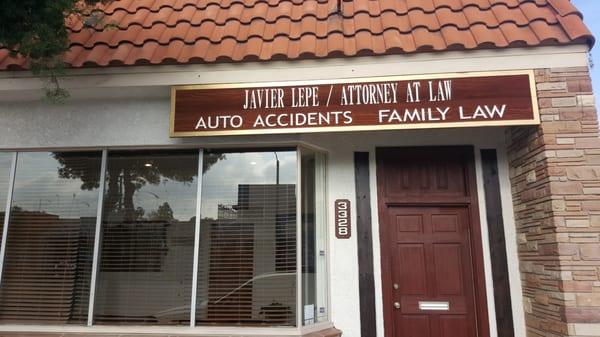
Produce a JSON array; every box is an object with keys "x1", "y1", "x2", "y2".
[{"x1": 0, "y1": 45, "x2": 590, "y2": 95}]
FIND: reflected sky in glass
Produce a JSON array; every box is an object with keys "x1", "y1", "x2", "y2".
[
  {"x1": 201, "y1": 150, "x2": 297, "y2": 219},
  {"x1": 11, "y1": 152, "x2": 101, "y2": 218},
  {"x1": 128, "y1": 175, "x2": 199, "y2": 221}
]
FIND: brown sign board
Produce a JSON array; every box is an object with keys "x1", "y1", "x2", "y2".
[
  {"x1": 335, "y1": 199, "x2": 351, "y2": 239},
  {"x1": 170, "y1": 71, "x2": 539, "y2": 137}
]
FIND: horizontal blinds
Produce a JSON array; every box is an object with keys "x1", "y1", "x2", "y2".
[
  {"x1": 94, "y1": 150, "x2": 198, "y2": 325},
  {"x1": 0, "y1": 152, "x2": 101, "y2": 324},
  {"x1": 0, "y1": 149, "x2": 304, "y2": 327},
  {"x1": 196, "y1": 151, "x2": 297, "y2": 326}
]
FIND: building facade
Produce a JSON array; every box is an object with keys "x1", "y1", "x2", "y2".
[{"x1": 0, "y1": 1, "x2": 598, "y2": 337}]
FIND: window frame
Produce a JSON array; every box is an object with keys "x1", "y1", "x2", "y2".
[
  {"x1": 0, "y1": 152, "x2": 17, "y2": 290},
  {"x1": 0, "y1": 145, "x2": 331, "y2": 335}
]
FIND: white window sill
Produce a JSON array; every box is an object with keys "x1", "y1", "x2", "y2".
[{"x1": 0, "y1": 321, "x2": 334, "y2": 336}]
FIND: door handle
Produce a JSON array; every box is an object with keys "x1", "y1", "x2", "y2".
[{"x1": 393, "y1": 302, "x2": 401, "y2": 309}]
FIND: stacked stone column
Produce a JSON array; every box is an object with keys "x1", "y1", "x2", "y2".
[{"x1": 507, "y1": 66, "x2": 600, "y2": 337}]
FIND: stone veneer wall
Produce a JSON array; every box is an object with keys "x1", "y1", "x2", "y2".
[{"x1": 507, "y1": 66, "x2": 600, "y2": 337}]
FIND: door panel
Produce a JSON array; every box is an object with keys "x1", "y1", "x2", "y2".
[
  {"x1": 397, "y1": 315, "x2": 430, "y2": 337},
  {"x1": 433, "y1": 244, "x2": 464, "y2": 295},
  {"x1": 440, "y1": 316, "x2": 470, "y2": 337},
  {"x1": 431, "y1": 214, "x2": 459, "y2": 232},
  {"x1": 389, "y1": 207, "x2": 476, "y2": 337},
  {"x1": 376, "y1": 147, "x2": 488, "y2": 337},
  {"x1": 381, "y1": 148, "x2": 468, "y2": 200},
  {"x1": 396, "y1": 244, "x2": 427, "y2": 295},
  {"x1": 396, "y1": 215, "x2": 423, "y2": 233}
]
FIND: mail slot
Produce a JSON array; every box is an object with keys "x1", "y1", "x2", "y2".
[{"x1": 418, "y1": 301, "x2": 450, "y2": 311}]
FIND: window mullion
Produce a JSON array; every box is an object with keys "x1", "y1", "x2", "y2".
[
  {"x1": 0, "y1": 152, "x2": 18, "y2": 287},
  {"x1": 296, "y1": 149, "x2": 302, "y2": 329},
  {"x1": 315, "y1": 153, "x2": 327, "y2": 322},
  {"x1": 87, "y1": 149, "x2": 108, "y2": 326},
  {"x1": 190, "y1": 148, "x2": 204, "y2": 327}
]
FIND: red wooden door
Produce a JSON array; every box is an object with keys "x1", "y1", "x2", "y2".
[
  {"x1": 388, "y1": 206, "x2": 476, "y2": 337},
  {"x1": 376, "y1": 147, "x2": 489, "y2": 337}
]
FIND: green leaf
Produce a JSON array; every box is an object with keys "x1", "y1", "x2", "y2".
[{"x1": 0, "y1": 0, "x2": 108, "y2": 102}]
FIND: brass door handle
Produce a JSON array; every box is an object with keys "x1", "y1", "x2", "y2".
[{"x1": 394, "y1": 302, "x2": 401, "y2": 309}]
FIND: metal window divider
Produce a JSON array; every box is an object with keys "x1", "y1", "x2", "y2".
[
  {"x1": 296, "y1": 149, "x2": 303, "y2": 329},
  {"x1": 315, "y1": 153, "x2": 328, "y2": 323},
  {"x1": 87, "y1": 149, "x2": 108, "y2": 326},
  {"x1": 325, "y1": 154, "x2": 332, "y2": 324},
  {"x1": 190, "y1": 149, "x2": 204, "y2": 327},
  {"x1": 0, "y1": 152, "x2": 18, "y2": 287}
]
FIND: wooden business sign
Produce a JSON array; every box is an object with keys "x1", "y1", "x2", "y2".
[
  {"x1": 170, "y1": 70, "x2": 539, "y2": 137},
  {"x1": 335, "y1": 199, "x2": 351, "y2": 239}
]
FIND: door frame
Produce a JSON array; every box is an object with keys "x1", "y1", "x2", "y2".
[{"x1": 375, "y1": 146, "x2": 490, "y2": 337}]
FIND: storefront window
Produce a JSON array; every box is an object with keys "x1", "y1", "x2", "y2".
[
  {"x1": 0, "y1": 151, "x2": 102, "y2": 323},
  {"x1": 0, "y1": 147, "x2": 329, "y2": 329},
  {"x1": 301, "y1": 150, "x2": 328, "y2": 325},
  {"x1": 196, "y1": 149, "x2": 298, "y2": 326},
  {"x1": 94, "y1": 150, "x2": 198, "y2": 325}
]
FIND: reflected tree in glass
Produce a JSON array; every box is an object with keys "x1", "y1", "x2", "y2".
[
  {"x1": 98, "y1": 151, "x2": 226, "y2": 325},
  {"x1": 53, "y1": 152, "x2": 224, "y2": 220}
]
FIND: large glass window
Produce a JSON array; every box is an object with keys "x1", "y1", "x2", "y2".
[
  {"x1": 196, "y1": 150, "x2": 297, "y2": 326},
  {"x1": 93, "y1": 150, "x2": 198, "y2": 325},
  {"x1": 0, "y1": 152, "x2": 102, "y2": 323},
  {"x1": 0, "y1": 147, "x2": 329, "y2": 329}
]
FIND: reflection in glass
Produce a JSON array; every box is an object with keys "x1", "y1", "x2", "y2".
[
  {"x1": 196, "y1": 150, "x2": 297, "y2": 326},
  {"x1": 0, "y1": 153, "x2": 13, "y2": 251},
  {"x1": 301, "y1": 150, "x2": 328, "y2": 325},
  {"x1": 94, "y1": 150, "x2": 198, "y2": 325},
  {"x1": 0, "y1": 151, "x2": 102, "y2": 324}
]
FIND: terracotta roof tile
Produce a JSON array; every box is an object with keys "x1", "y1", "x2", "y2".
[
  {"x1": 499, "y1": 22, "x2": 540, "y2": 45},
  {"x1": 0, "y1": 0, "x2": 594, "y2": 70},
  {"x1": 433, "y1": 0, "x2": 465, "y2": 11},
  {"x1": 547, "y1": 0, "x2": 580, "y2": 16},
  {"x1": 435, "y1": 7, "x2": 470, "y2": 29},
  {"x1": 529, "y1": 19, "x2": 568, "y2": 43},
  {"x1": 407, "y1": 0, "x2": 435, "y2": 12},
  {"x1": 520, "y1": 2, "x2": 559, "y2": 23},
  {"x1": 326, "y1": 32, "x2": 344, "y2": 54},
  {"x1": 439, "y1": 25, "x2": 478, "y2": 49},
  {"x1": 470, "y1": 24, "x2": 508, "y2": 46},
  {"x1": 272, "y1": 34, "x2": 290, "y2": 56},
  {"x1": 491, "y1": 4, "x2": 529, "y2": 25},
  {"x1": 557, "y1": 13, "x2": 592, "y2": 41}
]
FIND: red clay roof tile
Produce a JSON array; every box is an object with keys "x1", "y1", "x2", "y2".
[
  {"x1": 0, "y1": 0, "x2": 594, "y2": 70},
  {"x1": 499, "y1": 22, "x2": 540, "y2": 45},
  {"x1": 557, "y1": 13, "x2": 592, "y2": 41},
  {"x1": 470, "y1": 24, "x2": 508, "y2": 46},
  {"x1": 529, "y1": 19, "x2": 569, "y2": 43},
  {"x1": 547, "y1": 0, "x2": 580, "y2": 16},
  {"x1": 491, "y1": 4, "x2": 528, "y2": 26},
  {"x1": 433, "y1": 0, "x2": 465, "y2": 11},
  {"x1": 439, "y1": 25, "x2": 478, "y2": 49}
]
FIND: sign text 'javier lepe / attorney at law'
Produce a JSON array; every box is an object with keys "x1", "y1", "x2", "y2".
[{"x1": 170, "y1": 71, "x2": 539, "y2": 136}]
